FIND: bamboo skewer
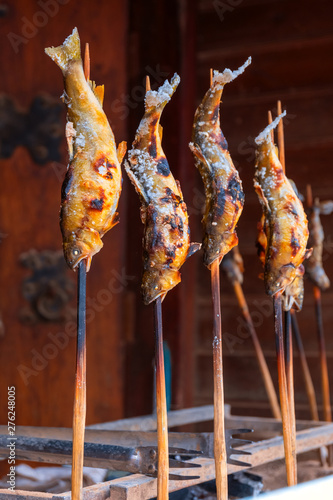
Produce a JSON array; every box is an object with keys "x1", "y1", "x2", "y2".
[
  {"x1": 145, "y1": 75, "x2": 169, "y2": 500},
  {"x1": 211, "y1": 259, "x2": 228, "y2": 500},
  {"x1": 290, "y1": 311, "x2": 326, "y2": 465},
  {"x1": 306, "y1": 185, "x2": 332, "y2": 427},
  {"x1": 71, "y1": 44, "x2": 91, "y2": 500},
  {"x1": 154, "y1": 296, "x2": 169, "y2": 500},
  {"x1": 72, "y1": 259, "x2": 87, "y2": 500},
  {"x1": 84, "y1": 42, "x2": 90, "y2": 82},
  {"x1": 290, "y1": 310, "x2": 319, "y2": 421},
  {"x1": 274, "y1": 294, "x2": 296, "y2": 486},
  {"x1": 284, "y1": 310, "x2": 297, "y2": 477},
  {"x1": 208, "y1": 68, "x2": 228, "y2": 500},
  {"x1": 277, "y1": 101, "x2": 285, "y2": 172},
  {"x1": 313, "y1": 286, "x2": 332, "y2": 424},
  {"x1": 274, "y1": 104, "x2": 297, "y2": 484},
  {"x1": 233, "y1": 280, "x2": 281, "y2": 420}
]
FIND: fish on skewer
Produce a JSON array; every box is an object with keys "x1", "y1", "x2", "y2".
[
  {"x1": 45, "y1": 30, "x2": 126, "y2": 500},
  {"x1": 125, "y1": 74, "x2": 200, "y2": 305},
  {"x1": 126, "y1": 75, "x2": 199, "y2": 500},
  {"x1": 254, "y1": 113, "x2": 311, "y2": 297},
  {"x1": 45, "y1": 28, "x2": 126, "y2": 272},
  {"x1": 305, "y1": 196, "x2": 333, "y2": 290},
  {"x1": 254, "y1": 112, "x2": 310, "y2": 487},
  {"x1": 189, "y1": 59, "x2": 251, "y2": 500},
  {"x1": 189, "y1": 58, "x2": 251, "y2": 269}
]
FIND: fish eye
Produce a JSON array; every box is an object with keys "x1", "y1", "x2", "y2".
[{"x1": 72, "y1": 248, "x2": 81, "y2": 257}]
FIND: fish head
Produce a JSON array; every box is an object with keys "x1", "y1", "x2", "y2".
[
  {"x1": 63, "y1": 230, "x2": 103, "y2": 271},
  {"x1": 142, "y1": 267, "x2": 181, "y2": 305},
  {"x1": 265, "y1": 264, "x2": 296, "y2": 296}
]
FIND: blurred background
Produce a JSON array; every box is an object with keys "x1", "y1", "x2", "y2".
[{"x1": 0, "y1": 0, "x2": 333, "y2": 477}]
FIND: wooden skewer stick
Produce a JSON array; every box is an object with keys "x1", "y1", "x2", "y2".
[
  {"x1": 314, "y1": 285, "x2": 332, "y2": 423},
  {"x1": 72, "y1": 259, "x2": 87, "y2": 500},
  {"x1": 277, "y1": 100, "x2": 285, "y2": 173},
  {"x1": 273, "y1": 294, "x2": 296, "y2": 486},
  {"x1": 146, "y1": 74, "x2": 169, "y2": 500},
  {"x1": 209, "y1": 67, "x2": 227, "y2": 500},
  {"x1": 306, "y1": 185, "x2": 332, "y2": 426},
  {"x1": 71, "y1": 43, "x2": 91, "y2": 500},
  {"x1": 284, "y1": 310, "x2": 297, "y2": 478},
  {"x1": 233, "y1": 281, "x2": 281, "y2": 420},
  {"x1": 154, "y1": 296, "x2": 169, "y2": 500},
  {"x1": 211, "y1": 259, "x2": 228, "y2": 500},
  {"x1": 275, "y1": 105, "x2": 297, "y2": 484},
  {"x1": 290, "y1": 310, "x2": 326, "y2": 464},
  {"x1": 84, "y1": 43, "x2": 90, "y2": 82},
  {"x1": 290, "y1": 310, "x2": 319, "y2": 421}
]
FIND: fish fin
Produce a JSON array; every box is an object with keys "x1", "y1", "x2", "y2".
[
  {"x1": 117, "y1": 141, "x2": 127, "y2": 164},
  {"x1": 102, "y1": 212, "x2": 120, "y2": 235},
  {"x1": 187, "y1": 242, "x2": 201, "y2": 260},
  {"x1": 65, "y1": 121, "x2": 76, "y2": 159},
  {"x1": 175, "y1": 180, "x2": 184, "y2": 200},
  {"x1": 45, "y1": 27, "x2": 81, "y2": 71},
  {"x1": 158, "y1": 124, "x2": 163, "y2": 141},
  {"x1": 254, "y1": 181, "x2": 270, "y2": 214},
  {"x1": 189, "y1": 142, "x2": 211, "y2": 173},
  {"x1": 94, "y1": 85, "x2": 104, "y2": 106},
  {"x1": 124, "y1": 161, "x2": 148, "y2": 204}
]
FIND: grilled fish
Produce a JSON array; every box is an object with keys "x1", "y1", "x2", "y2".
[
  {"x1": 45, "y1": 28, "x2": 126, "y2": 271},
  {"x1": 125, "y1": 75, "x2": 200, "y2": 304},
  {"x1": 254, "y1": 113, "x2": 310, "y2": 296},
  {"x1": 189, "y1": 58, "x2": 251, "y2": 268},
  {"x1": 305, "y1": 198, "x2": 333, "y2": 290}
]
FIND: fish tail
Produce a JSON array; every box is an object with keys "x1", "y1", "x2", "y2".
[
  {"x1": 45, "y1": 27, "x2": 81, "y2": 72},
  {"x1": 212, "y1": 57, "x2": 251, "y2": 88},
  {"x1": 255, "y1": 111, "x2": 287, "y2": 146},
  {"x1": 144, "y1": 73, "x2": 180, "y2": 112}
]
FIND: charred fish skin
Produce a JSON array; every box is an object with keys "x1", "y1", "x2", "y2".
[
  {"x1": 305, "y1": 199, "x2": 333, "y2": 290},
  {"x1": 254, "y1": 113, "x2": 310, "y2": 296},
  {"x1": 125, "y1": 75, "x2": 200, "y2": 305},
  {"x1": 189, "y1": 58, "x2": 251, "y2": 268},
  {"x1": 45, "y1": 28, "x2": 126, "y2": 271}
]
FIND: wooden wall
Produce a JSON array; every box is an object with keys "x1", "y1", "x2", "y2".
[{"x1": 0, "y1": 0, "x2": 128, "y2": 477}]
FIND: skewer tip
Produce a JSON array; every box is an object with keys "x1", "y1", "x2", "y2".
[
  {"x1": 145, "y1": 75, "x2": 151, "y2": 92},
  {"x1": 306, "y1": 184, "x2": 313, "y2": 208},
  {"x1": 84, "y1": 42, "x2": 90, "y2": 82}
]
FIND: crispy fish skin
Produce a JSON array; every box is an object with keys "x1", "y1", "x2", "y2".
[
  {"x1": 305, "y1": 199, "x2": 333, "y2": 290},
  {"x1": 189, "y1": 59, "x2": 250, "y2": 268},
  {"x1": 125, "y1": 75, "x2": 200, "y2": 305},
  {"x1": 254, "y1": 114, "x2": 310, "y2": 296},
  {"x1": 45, "y1": 28, "x2": 126, "y2": 271}
]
